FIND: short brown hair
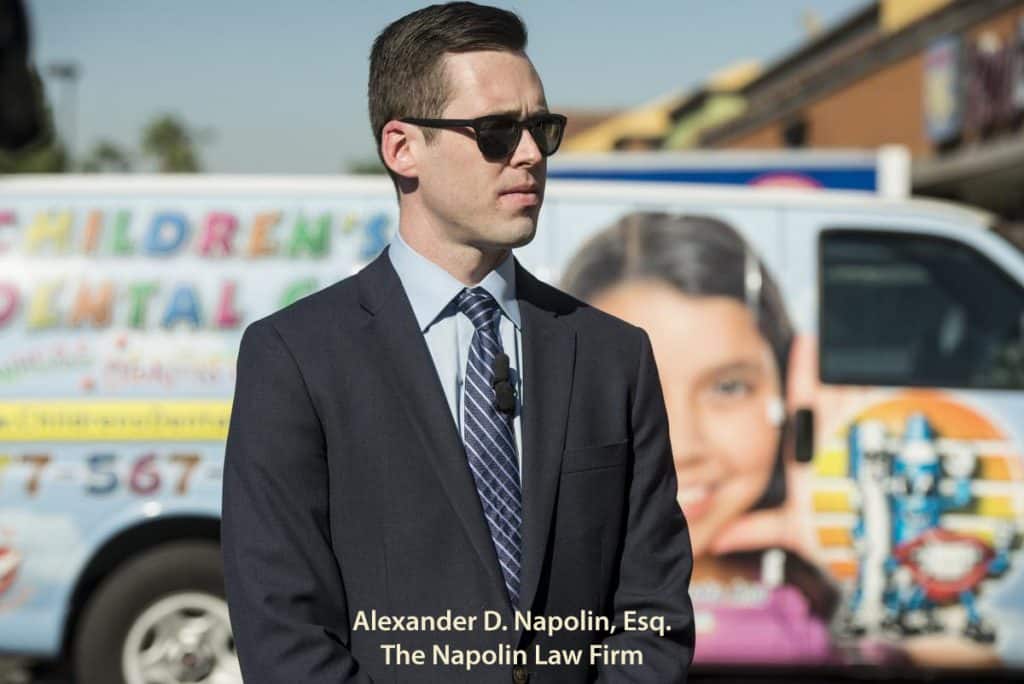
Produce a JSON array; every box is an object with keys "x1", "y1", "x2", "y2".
[{"x1": 368, "y1": 2, "x2": 527, "y2": 173}]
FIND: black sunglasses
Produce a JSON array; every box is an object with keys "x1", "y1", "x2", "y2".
[{"x1": 399, "y1": 113, "x2": 567, "y2": 160}]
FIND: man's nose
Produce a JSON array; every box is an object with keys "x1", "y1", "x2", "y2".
[{"x1": 510, "y1": 126, "x2": 543, "y2": 165}]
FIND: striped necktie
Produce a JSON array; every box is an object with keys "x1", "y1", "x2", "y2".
[{"x1": 455, "y1": 286, "x2": 522, "y2": 607}]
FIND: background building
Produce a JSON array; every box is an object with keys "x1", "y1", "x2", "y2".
[{"x1": 698, "y1": 0, "x2": 1024, "y2": 221}]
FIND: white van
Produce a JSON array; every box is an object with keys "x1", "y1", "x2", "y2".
[{"x1": 1, "y1": 175, "x2": 1022, "y2": 680}]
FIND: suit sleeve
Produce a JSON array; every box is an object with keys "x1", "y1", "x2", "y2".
[
  {"x1": 221, "y1": 319, "x2": 374, "y2": 683},
  {"x1": 595, "y1": 328, "x2": 695, "y2": 683}
]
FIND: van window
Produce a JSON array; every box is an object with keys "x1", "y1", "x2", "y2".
[{"x1": 820, "y1": 230, "x2": 1024, "y2": 389}]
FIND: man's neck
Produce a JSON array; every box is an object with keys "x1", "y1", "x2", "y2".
[{"x1": 398, "y1": 223, "x2": 509, "y2": 286}]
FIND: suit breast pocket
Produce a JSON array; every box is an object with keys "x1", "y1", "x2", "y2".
[
  {"x1": 556, "y1": 440, "x2": 630, "y2": 590},
  {"x1": 560, "y1": 440, "x2": 629, "y2": 475}
]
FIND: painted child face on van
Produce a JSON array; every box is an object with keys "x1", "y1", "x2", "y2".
[{"x1": 591, "y1": 279, "x2": 782, "y2": 558}]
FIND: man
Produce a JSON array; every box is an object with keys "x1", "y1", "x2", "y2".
[{"x1": 221, "y1": 3, "x2": 694, "y2": 682}]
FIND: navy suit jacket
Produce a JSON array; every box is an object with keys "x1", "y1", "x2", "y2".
[{"x1": 221, "y1": 248, "x2": 695, "y2": 683}]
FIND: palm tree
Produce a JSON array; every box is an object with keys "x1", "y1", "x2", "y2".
[
  {"x1": 346, "y1": 157, "x2": 387, "y2": 175},
  {"x1": 80, "y1": 139, "x2": 132, "y2": 172},
  {"x1": 141, "y1": 114, "x2": 202, "y2": 172}
]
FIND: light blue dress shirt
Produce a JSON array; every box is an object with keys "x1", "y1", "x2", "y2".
[{"x1": 387, "y1": 230, "x2": 525, "y2": 482}]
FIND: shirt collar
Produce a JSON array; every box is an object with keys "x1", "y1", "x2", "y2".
[{"x1": 387, "y1": 229, "x2": 521, "y2": 333}]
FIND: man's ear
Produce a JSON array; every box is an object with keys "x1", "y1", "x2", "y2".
[{"x1": 380, "y1": 121, "x2": 418, "y2": 179}]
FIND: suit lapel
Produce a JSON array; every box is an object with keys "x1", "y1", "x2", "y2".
[
  {"x1": 515, "y1": 260, "x2": 576, "y2": 615},
  {"x1": 354, "y1": 249, "x2": 512, "y2": 616},
  {"x1": 351, "y1": 251, "x2": 578, "y2": 621}
]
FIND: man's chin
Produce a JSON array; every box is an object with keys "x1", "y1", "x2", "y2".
[
  {"x1": 508, "y1": 228, "x2": 536, "y2": 249},
  {"x1": 487, "y1": 218, "x2": 537, "y2": 250}
]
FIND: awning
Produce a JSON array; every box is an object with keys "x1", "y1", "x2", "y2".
[{"x1": 913, "y1": 136, "x2": 1024, "y2": 217}]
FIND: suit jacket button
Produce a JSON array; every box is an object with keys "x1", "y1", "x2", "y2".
[{"x1": 512, "y1": 664, "x2": 528, "y2": 683}]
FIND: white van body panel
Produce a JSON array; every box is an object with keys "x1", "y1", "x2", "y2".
[{"x1": 2, "y1": 176, "x2": 1020, "y2": 669}]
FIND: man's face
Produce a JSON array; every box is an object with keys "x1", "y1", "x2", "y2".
[{"x1": 412, "y1": 50, "x2": 548, "y2": 251}]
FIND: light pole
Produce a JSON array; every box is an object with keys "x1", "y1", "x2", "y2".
[{"x1": 46, "y1": 61, "x2": 80, "y2": 164}]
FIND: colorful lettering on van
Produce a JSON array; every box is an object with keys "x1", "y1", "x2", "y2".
[{"x1": 12, "y1": 208, "x2": 388, "y2": 258}]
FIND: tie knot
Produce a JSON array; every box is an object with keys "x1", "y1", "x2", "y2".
[{"x1": 455, "y1": 287, "x2": 501, "y2": 331}]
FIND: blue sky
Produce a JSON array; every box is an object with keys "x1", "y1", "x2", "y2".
[{"x1": 28, "y1": 0, "x2": 869, "y2": 173}]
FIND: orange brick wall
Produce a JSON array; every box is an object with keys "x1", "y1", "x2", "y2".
[
  {"x1": 723, "y1": 125, "x2": 782, "y2": 149},
  {"x1": 723, "y1": 53, "x2": 930, "y2": 154},
  {"x1": 718, "y1": 3, "x2": 1024, "y2": 156}
]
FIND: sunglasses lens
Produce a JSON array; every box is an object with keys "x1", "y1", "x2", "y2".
[
  {"x1": 474, "y1": 115, "x2": 566, "y2": 159},
  {"x1": 530, "y1": 116, "x2": 565, "y2": 155},
  {"x1": 476, "y1": 119, "x2": 520, "y2": 159}
]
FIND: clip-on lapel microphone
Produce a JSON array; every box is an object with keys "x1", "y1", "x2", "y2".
[{"x1": 491, "y1": 352, "x2": 516, "y2": 415}]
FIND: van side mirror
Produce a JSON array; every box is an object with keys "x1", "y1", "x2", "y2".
[{"x1": 794, "y1": 407, "x2": 815, "y2": 463}]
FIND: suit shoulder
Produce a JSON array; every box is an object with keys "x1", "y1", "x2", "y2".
[
  {"x1": 528, "y1": 276, "x2": 645, "y2": 345},
  {"x1": 244, "y1": 270, "x2": 362, "y2": 343}
]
